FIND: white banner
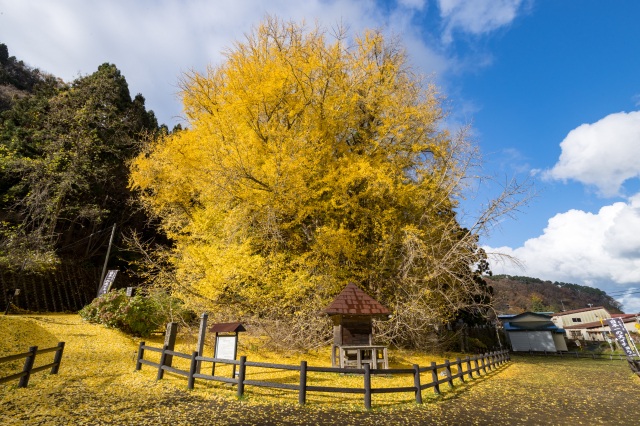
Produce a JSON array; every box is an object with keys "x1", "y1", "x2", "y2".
[{"x1": 606, "y1": 318, "x2": 636, "y2": 357}]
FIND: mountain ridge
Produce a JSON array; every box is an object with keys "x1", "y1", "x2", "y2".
[{"x1": 487, "y1": 274, "x2": 624, "y2": 315}]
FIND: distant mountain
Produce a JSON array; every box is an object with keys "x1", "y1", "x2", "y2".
[{"x1": 487, "y1": 275, "x2": 624, "y2": 314}]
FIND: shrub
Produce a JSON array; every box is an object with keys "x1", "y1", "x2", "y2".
[
  {"x1": 79, "y1": 289, "x2": 190, "y2": 337},
  {"x1": 79, "y1": 289, "x2": 130, "y2": 329}
]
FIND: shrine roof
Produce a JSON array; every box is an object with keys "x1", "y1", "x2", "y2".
[{"x1": 323, "y1": 283, "x2": 391, "y2": 317}]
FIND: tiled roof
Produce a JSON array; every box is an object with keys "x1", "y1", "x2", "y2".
[
  {"x1": 551, "y1": 306, "x2": 607, "y2": 317},
  {"x1": 323, "y1": 283, "x2": 391, "y2": 316}
]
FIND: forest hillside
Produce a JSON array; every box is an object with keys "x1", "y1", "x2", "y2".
[{"x1": 487, "y1": 275, "x2": 623, "y2": 314}]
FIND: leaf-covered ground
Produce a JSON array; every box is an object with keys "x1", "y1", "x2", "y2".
[{"x1": 1, "y1": 314, "x2": 639, "y2": 425}]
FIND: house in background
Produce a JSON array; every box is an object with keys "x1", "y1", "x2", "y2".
[
  {"x1": 551, "y1": 306, "x2": 611, "y2": 329},
  {"x1": 500, "y1": 312, "x2": 568, "y2": 352},
  {"x1": 563, "y1": 313, "x2": 640, "y2": 342}
]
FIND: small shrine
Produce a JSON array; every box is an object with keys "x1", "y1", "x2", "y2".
[{"x1": 323, "y1": 283, "x2": 391, "y2": 369}]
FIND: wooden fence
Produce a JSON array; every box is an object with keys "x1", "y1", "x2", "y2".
[
  {"x1": 0, "y1": 264, "x2": 100, "y2": 312},
  {"x1": 136, "y1": 342, "x2": 510, "y2": 409},
  {"x1": 0, "y1": 342, "x2": 65, "y2": 387},
  {"x1": 515, "y1": 350, "x2": 640, "y2": 361}
]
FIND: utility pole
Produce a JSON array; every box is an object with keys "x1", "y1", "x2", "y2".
[{"x1": 99, "y1": 224, "x2": 116, "y2": 293}]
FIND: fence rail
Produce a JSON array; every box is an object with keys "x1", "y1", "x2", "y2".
[
  {"x1": 0, "y1": 342, "x2": 65, "y2": 387},
  {"x1": 514, "y1": 350, "x2": 640, "y2": 361},
  {"x1": 136, "y1": 342, "x2": 509, "y2": 409}
]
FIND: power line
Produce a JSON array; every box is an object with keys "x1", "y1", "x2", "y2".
[
  {"x1": 57, "y1": 227, "x2": 114, "y2": 251},
  {"x1": 607, "y1": 290, "x2": 640, "y2": 296}
]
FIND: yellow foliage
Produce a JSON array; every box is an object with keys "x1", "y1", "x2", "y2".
[
  {"x1": 3, "y1": 315, "x2": 639, "y2": 425},
  {"x1": 130, "y1": 16, "x2": 489, "y2": 348}
]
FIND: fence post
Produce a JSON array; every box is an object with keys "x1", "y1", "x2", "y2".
[
  {"x1": 473, "y1": 355, "x2": 480, "y2": 376},
  {"x1": 18, "y1": 346, "x2": 37, "y2": 388},
  {"x1": 480, "y1": 355, "x2": 487, "y2": 374},
  {"x1": 364, "y1": 363, "x2": 372, "y2": 410},
  {"x1": 157, "y1": 345, "x2": 169, "y2": 380},
  {"x1": 456, "y1": 358, "x2": 464, "y2": 383},
  {"x1": 444, "y1": 360, "x2": 453, "y2": 388},
  {"x1": 136, "y1": 341, "x2": 145, "y2": 371},
  {"x1": 413, "y1": 364, "x2": 422, "y2": 404},
  {"x1": 163, "y1": 322, "x2": 178, "y2": 368},
  {"x1": 299, "y1": 361, "x2": 307, "y2": 406},
  {"x1": 431, "y1": 361, "x2": 440, "y2": 395},
  {"x1": 50, "y1": 342, "x2": 65, "y2": 374},
  {"x1": 188, "y1": 351, "x2": 198, "y2": 390},
  {"x1": 237, "y1": 356, "x2": 246, "y2": 398},
  {"x1": 195, "y1": 313, "x2": 208, "y2": 374},
  {"x1": 466, "y1": 356, "x2": 473, "y2": 379}
]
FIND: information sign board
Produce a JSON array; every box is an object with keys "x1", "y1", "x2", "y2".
[{"x1": 215, "y1": 335, "x2": 237, "y2": 360}]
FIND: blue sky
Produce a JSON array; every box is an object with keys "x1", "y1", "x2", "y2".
[{"x1": 2, "y1": 0, "x2": 640, "y2": 311}]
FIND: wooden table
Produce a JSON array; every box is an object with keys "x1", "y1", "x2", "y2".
[{"x1": 331, "y1": 344, "x2": 388, "y2": 369}]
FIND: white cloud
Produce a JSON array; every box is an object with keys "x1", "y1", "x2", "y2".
[
  {"x1": 437, "y1": 0, "x2": 525, "y2": 44},
  {"x1": 615, "y1": 290, "x2": 640, "y2": 314},
  {"x1": 543, "y1": 111, "x2": 640, "y2": 197},
  {"x1": 0, "y1": 0, "x2": 454, "y2": 126},
  {"x1": 485, "y1": 195, "x2": 640, "y2": 312}
]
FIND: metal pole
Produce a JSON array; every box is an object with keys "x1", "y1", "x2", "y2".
[{"x1": 98, "y1": 224, "x2": 116, "y2": 293}]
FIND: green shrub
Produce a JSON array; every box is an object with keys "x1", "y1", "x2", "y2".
[
  {"x1": 79, "y1": 289, "x2": 130, "y2": 329},
  {"x1": 79, "y1": 289, "x2": 190, "y2": 337}
]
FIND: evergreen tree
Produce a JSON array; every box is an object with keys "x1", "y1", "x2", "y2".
[{"x1": 0, "y1": 62, "x2": 159, "y2": 271}]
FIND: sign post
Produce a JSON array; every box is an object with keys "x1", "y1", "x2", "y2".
[{"x1": 97, "y1": 270, "x2": 118, "y2": 297}]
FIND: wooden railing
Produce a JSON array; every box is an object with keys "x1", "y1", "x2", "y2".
[
  {"x1": 136, "y1": 342, "x2": 510, "y2": 409},
  {"x1": 0, "y1": 342, "x2": 65, "y2": 387},
  {"x1": 515, "y1": 350, "x2": 640, "y2": 361}
]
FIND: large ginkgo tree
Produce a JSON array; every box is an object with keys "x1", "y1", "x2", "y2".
[{"x1": 131, "y1": 17, "x2": 521, "y2": 349}]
